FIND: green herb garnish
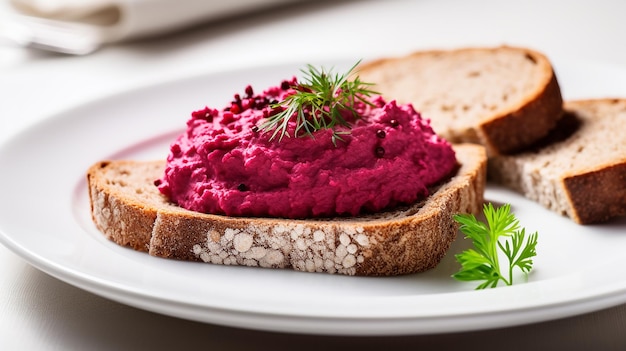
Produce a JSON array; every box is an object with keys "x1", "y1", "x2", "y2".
[
  {"x1": 259, "y1": 61, "x2": 378, "y2": 144},
  {"x1": 452, "y1": 203, "x2": 538, "y2": 289}
]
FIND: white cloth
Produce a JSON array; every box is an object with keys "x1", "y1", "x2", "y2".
[{"x1": 7, "y1": 0, "x2": 300, "y2": 43}]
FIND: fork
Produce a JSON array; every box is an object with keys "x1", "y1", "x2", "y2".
[{"x1": 0, "y1": 15, "x2": 103, "y2": 55}]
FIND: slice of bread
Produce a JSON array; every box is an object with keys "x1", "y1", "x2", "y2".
[
  {"x1": 488, "y1": 99, "x2": 626, "y2": 224},
  {"x1": 87, "y1": 144, "x2": 486, "y2": 276},
  {"x1": 357, "y1": 46, "x2": 564, "y2": 155}
]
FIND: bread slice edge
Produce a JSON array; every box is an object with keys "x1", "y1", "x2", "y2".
[
  {"x1": 357, "y1": 46, "x2": 564, "y2": 155},
  {"x1": 87, "y1": 143, "x2": 487, "y2": 276},
  {"x1": 488, "y1": 98, "x2": 626, "y2": 224}
]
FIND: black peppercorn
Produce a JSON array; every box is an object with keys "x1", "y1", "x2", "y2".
[{"x1": 375, "y1": 146, "x2": 385, "y2": 158}]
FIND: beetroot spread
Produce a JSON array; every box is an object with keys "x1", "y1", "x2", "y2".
[{"x1": 157, "y1": 78, "x2": 457, "y2": 219}]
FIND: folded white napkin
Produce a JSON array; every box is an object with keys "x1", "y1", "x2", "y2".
[{"x1": 7, "y1": 0, "x2": 300, "y2": 44}]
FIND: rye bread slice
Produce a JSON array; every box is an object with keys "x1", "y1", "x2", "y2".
[
  {"x1": 488, "y1": 99, "x2": 626, "y2": 224},
  {"x1": 87, "y1": 144, "x2": 486, "y2": 276},
  {"x1": 357, "y1": 46, "x2": 564, "y2": 155}
]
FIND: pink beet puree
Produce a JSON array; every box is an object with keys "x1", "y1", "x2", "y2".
[{"x1": 157, "y1": 78, "x2": 458, "y2": 219}]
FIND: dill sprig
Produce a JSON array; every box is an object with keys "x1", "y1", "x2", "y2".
[
  {"x1": 259, "y1": 61, "x2": 378, "y2": 144},
  {"x1": 452, "y1": 203, "x2": 539, "y2": 289}
]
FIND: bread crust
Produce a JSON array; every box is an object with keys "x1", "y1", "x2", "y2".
[
  {"x1": 480, "y1": 70, "x2": 563, "y2": 154},
  {"x1": 357, "y1": 46, "x2": 564, "y2": 155},
  {"x1": 87, "y1": 144, "x2": 487, "y2": 276},
  {"x1": 563, "y1": 163, "x2": 626, "y2": 224}
]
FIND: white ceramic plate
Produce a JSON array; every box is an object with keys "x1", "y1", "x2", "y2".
[{"x1": 0, "y1": 59, "x2": 625, "y2": 336}]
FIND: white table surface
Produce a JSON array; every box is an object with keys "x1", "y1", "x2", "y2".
[{"x1": 2, "y1": 0, "x2": 626, "y2": 349}]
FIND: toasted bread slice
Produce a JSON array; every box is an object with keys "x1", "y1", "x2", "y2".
[
  {"x1": 357, "y1": 46, "x2": 564, "y2": 155},
  {"x1": 488, "y1": 99, "x2": 626, "y2": 224},
  {"x1": 87, "y1": 144, "x2": 486, "y2": 276}
]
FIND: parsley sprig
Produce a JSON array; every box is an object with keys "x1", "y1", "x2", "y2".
[
  {"x1": 259, "y1": 61, "x2": 378, "y2": 144},
  {"x1": 453, "y1": 203, "x2": 538, "y2": 289}
]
